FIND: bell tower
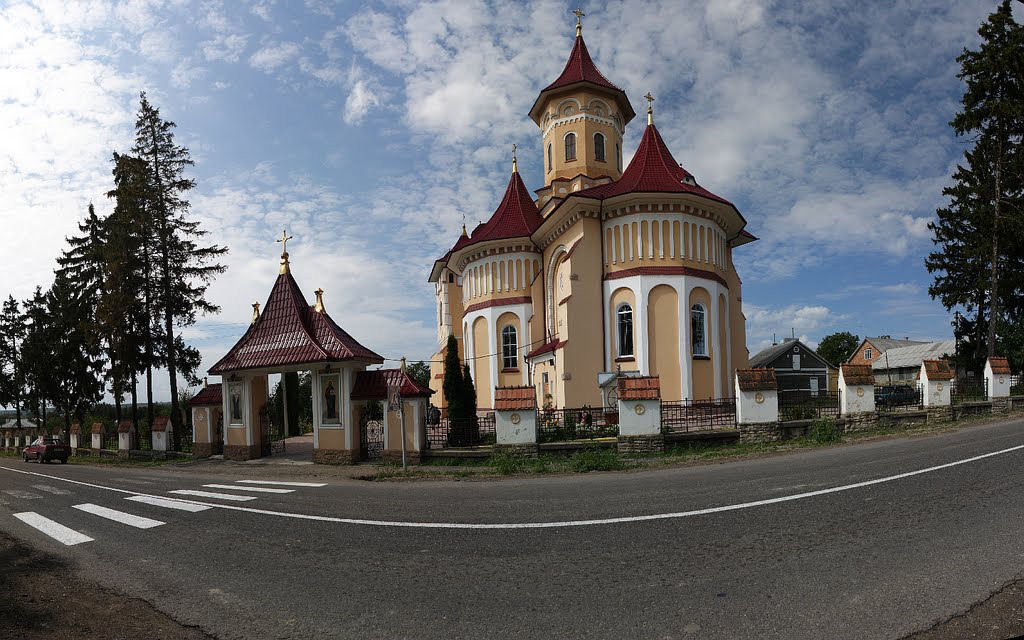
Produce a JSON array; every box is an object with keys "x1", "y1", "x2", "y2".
[{"x1": 528, "y1": 10, "x2": 635, "y2": 187}]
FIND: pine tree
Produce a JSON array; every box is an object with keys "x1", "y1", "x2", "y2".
[
  {"x1": 20, "y1": 287, "x2": 53, "y2": 428},
  {"x1": 0, "y1": 296, "x2": 26, "y2": 425},
  {"x1": 441, "y1": 334, "x2": 463, "y2": 420},
  {"x1": 938, "y1": 0, "x2": 1024, "y2": 359},
  {"x1": 131, "y1": 93, "x2": 227, "y2": 447}
]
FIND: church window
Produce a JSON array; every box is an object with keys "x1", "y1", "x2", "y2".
[
  {"x1": 616, "y1": 143, "x2": 621, "y2": 172},
  {"x1": 616, "y1": 303, "x2": 634, "y2": 357},
  {"x1": 501, "y1": 325, "x2": 518, "y2": 370},
  {"x1": 547, "y1": 143, "x2": 552, "y2": 172},
  {"x1": 565, "y1": 132, "x2": 577, "y2": 161},
  {"x1": 691, "y1": 304, "x2": 707, "y2": 357},
  {"x1": 448, "y1": 273, "x2": 454, "y2": 283},
  {"x1": 594, "y1": 133, "x2": 606, "y2": 161}
]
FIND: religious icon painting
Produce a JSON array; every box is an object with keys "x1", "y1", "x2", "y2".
[
  {"x1": 228, "y1": 383, "x2": 243, "y2": 425},
  {"x1": 321, "y1": 374, "x2": 340, "y2": 424}
]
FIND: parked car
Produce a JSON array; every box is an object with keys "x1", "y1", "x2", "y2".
[
  {"x1": 23, "y1": 437, "x2": 70, "y2": 464},
  {"x1": 875, "y1": 385, "x2": 920, "y2": 408}
]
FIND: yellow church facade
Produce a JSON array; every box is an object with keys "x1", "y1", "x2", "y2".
[{"x1": 429, "y1": 17, "x2": 755, "y2": 411}]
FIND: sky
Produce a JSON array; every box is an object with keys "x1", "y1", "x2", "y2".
[{"x1": 0, "y1": 0, "x2": 1010, "y2": 401}]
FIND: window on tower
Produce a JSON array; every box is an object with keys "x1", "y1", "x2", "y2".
[
  {"x1": 691, "y1": 304, "x2": 707, "y2": 357},
  {"x1": 547, "y1": 143, "x2": 552, "y2": 172},
  {"x1": 616, "y1": 303, "x2": 634, "y2": 357},
  {"x1": 616, "y1": 143, "x2": 621, "y2": 172},
  {"x1": 594, "y1": 132, "x2": 606, "y2": 161},
  {"x1": 565, "y1": 133, "x2": 577, "y2": 162}
]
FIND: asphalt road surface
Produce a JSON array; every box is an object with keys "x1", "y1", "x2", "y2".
[{"x1": 3, "y1": 418, "x2": 1024, "y2": 639}]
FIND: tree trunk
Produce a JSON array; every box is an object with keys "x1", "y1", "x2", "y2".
[
  {"x1": 130, "y1": 372, "x2": 139, "y2": 430},
  {"x1": 987, "y1": 137, "x2": 1003, "y2": 359}
]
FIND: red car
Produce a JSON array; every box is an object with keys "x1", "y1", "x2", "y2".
[{"x1": 23, "y1": 437, "x2": 70, "y2": 464}]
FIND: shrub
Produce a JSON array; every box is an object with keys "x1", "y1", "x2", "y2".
[{"x1": 808, "y1": 418, "x2": 841, "y2": 444}]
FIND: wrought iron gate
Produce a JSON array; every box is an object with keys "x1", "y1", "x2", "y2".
[{"x1": 359, "y1": 416, "x2": 384, "y2": 461}]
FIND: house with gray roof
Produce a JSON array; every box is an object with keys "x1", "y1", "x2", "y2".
[
  {"x1": 871, "y1": 339, "x2": 957, "y2": 385},
  {"x1": 848, "y1": 336, "x2": 928, "y2": 368}
]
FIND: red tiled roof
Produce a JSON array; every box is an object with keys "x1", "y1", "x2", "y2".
[
  {"x1": 525, "y1": 339, "x2": 565, "y2": 359},
  {"x1": 117, "y1": 419, "x2": 133, "y2": 433},
  {"x1": 530, "y1": 35, "x2": 635, "y2": 124},
  {"x1": 922, "y1": 359, "x2": 954, "y2": 380},
  {"x1": 841, "y1": 364, "x2": 875, "y2": 385},
  {"x1": 350, "y1": 368, "x2": 433, "y2": 400},
  {"x1": 209, "y1": 272, "x2": 382, "y2": 374},
  {"x1": 151, "y1": 416, "x2": 169, "y2": 432},
  {"x1": 736, "y1": 368, "x2": 777, "y2": 391},
  {"x1": 577, "y1": 123, "x2": 734, "y2": 206},
  {"x1": 91, "y1": 422, "x2": 104, "y2": 434},
  {"x1": 190, "y1": 383, "x2": 223, "y2": 406},
  {"x1": 619, "y1": 376, "x2": 661, "y2": 400},
  {"x1": 494, "y1": 386, "x2": 537, "y2": 410},
  {"x1": 989, "y1": 357, "x2": 1012, "y2": 374},
  {"x1": 463, "y1": 171, "x2": 543, "y2": 249}
]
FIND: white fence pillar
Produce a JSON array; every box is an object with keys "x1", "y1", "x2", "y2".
[
  {"x1": 494, "y1": 386, "x2": 538, "y2": 455},
  {"x1": 735, "y1": 369, "x2": 780, "y2": 443},
  {"x1": 920, "y1": 360, "x2": 953, "y2": 408},
  {"x1": 617, "y1": 376, "x2": 663, "y2": 454},
  {"x1": 91, "y1": 423, "x2": 103, "y2": 449},
  {"x1": 839, "y1": 364, "x2": 876, "y2": 415},
  {"x1": 70, "y1": 423, "x2": 80, "y2": 449},
  {"x1": 985, "y1": 357, "x2": 1011, "y2": 399},
  {"x1": 152, "y1": 416, "x2": 170, "y2": 452}
]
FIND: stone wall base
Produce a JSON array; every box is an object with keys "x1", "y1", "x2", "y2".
[
  {"x1": 616, "y1": 434, "x2": 665, "y2": 455},
  {"x1": 223, "y1": 444, "x2": 261, "y2": 461},
  {"x1": 494, "y1": 443, "x2": 539, "y2": 458},
  {"x1": 117, "y1": 449, "x2": 130, "y2": 459},
  {"x1": 313, "y1": 448, "x2": 356, "y2": 465},
  {"x1": 992, "y1": 397, "x2": 1010, "y2": 415},
  {"x1": 739, "y1": 421, "x2": 781, "y2": 444},
  {"x1": 926, "y1": 406, "x2": 952, "y2": 423},
  {"x1": 952, "y1": 402, "x2": 992, "y2": 421},
  {"x1": 843, "y1": 412, "x2": 877, "y2": 433},
  {"x1": 192, "y1": 442, "x2": 213, "y2": 458},
  {"x1": 382, "y1": 450, "x2": 421, "y2": 465}
]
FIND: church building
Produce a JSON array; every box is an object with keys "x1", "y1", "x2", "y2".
[{"x1": 428, "y1": 14, "x2": 755, "y2": 411}]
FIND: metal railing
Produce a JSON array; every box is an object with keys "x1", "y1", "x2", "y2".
[
  {"x1": 176, "y1": 430, "x2": 193, "y2": 454},
  {"x1": 103, "y1": 434, "x2": 118, "y2": 450},
  {"x1": 136, "y1": 432, "x2": 152, "y2": 451},
  {"x1": 660, "y1": 398, "x2": 737, "y2": 433},
  {"x1": 1011, "y1": 374, "x2": 1023, "y2": 396},
  {"x1": 951, "y1": 378, "x2": 988, "y2": 404},
  {"x1": 874, "y1": 385, "x2": 923, "y2": 412},
  {"x1": 426, "y1": 413, "x2": 496, "y2": 449},
  {"x1": 778, "y1": 390, "x2": 841, "y2": 421},
  {"x1": 537, "y1": 406, "x2": 618, "y2": 443}
]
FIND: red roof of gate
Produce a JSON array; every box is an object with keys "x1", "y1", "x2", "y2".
[
  {"x1": 209, "y1": 272, "x2": 382, "y2": 374},
  {"x1": 350, "y1": 369, "x2": 432, "y2": 399},
  {"x1": 190, "y1": 383, "x2": 223, "y2": 406}
]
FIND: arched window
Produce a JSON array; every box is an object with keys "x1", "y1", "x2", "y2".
[
  {"x1": 616, "y1": 143, "x2": 621, "y2": 172},
  {"x1": 594, "y1": 132, "x2": 606, "y2": 162},
  {"x1": 547, "y1": 143, "x2": 552, "y2": 172},
  {"x1": 616, "y1": 303, "x2": 634, "y2": 357},
  {"x1": 565, "y1": 132, "x2": 577, "y2": 162},
  {"x1": 691, "y1": 304, "x2": 707, "y2": 357},
  {"x1": 501, "y1": 325, "x2": 518, "y2": 370}
]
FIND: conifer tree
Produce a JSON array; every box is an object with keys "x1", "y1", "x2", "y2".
[
  {"x1": 0, "y1": 296, "x2": 26, "y2": 425},
  {"x1": 20, "y1": 287, "x2": 53, "y2": 428},
  {"x1": 441, "y1": 334, "x2": 463, "y2": 420},
  {"x1": 131, "y1": 92, "x2": 227, "y2": 446}
]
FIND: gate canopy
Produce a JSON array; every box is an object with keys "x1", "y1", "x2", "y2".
[
  {"x1": 350, "y1": 369, "x2": 432, "y2": 400},
  {"x1": 209, "y1": 250, "x2": 382, "y2": 374}
]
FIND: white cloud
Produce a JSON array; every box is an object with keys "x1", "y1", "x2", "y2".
[
  {"x1": 201, "y1": 33, "x2": 247, "y2": 62},
  {"x1": 342, "y1": 64, "x2": 383, "y2": 124},
  {"x1": 170, "y1": 57, "x2": 205, "y2": 88},
  {"x1": 248, "y1": 41, "x2": 300, "y2": 72}
]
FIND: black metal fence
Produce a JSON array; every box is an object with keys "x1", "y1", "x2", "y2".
[
  {"x1": 874, "y1": 385, "x2": 923, "y2": 412},
  {"x1": 660, "y1": 398, "x2": 737, "y2": 433},
  {"x1": 176, "y1": 430, "x2": 194, "y2": 454},
  {"x1": 1011, "y1": 375, "x2": 1023, "y2": 396},
  {"x1": 951, "y1": 378, "x2": 988, "y2": 404},
  {"x1": 104, "y1": 434, "x2": 118, "y2": 450},
  {"x1": 426, "y1": 413, "x2": 496, "y2": 449},
  {"x1": 137, "y1": 431, "x2": 152, "y2": 451},
  {"x1": 778, "y1": 390, "x2": 841, "y2": 421},
  {"x1": 538, "y1": 406, "x2": 618, "y2": 443}
]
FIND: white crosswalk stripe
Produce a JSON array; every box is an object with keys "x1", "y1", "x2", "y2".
[
  {"x1": 203, "y1": 484, "x2": 294, "y2": 494},
  {"x1": 125, "y1": 495, "x2": 211, "y2": 512},
  {"x1": 169, "y1": 489, "x2": 257, "y2": 502},
  {"x1": 73, "y1": 503, "x2": 165, "y2": 529},
  {"x1": 14, "y1": 512, "x2": 93, "y2": 546},
  {"x1": 32, "y1": 484, "x2": 72, "y2": 496},
  {"x1": 236, "y1": 480, "x2": 327, "y2": 487}
]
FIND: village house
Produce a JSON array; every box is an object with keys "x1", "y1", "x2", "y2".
[
  {"x1": 748, "y1": 339, "x2": 834, "y2": 395},
  {"x1": 428, "y1": 15, "x2": 755, "y2": 411},
  {"x1": 848, "y1": 336, "x2": 926, "y2": 367}
]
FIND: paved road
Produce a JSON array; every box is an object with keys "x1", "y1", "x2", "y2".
[{"x1": 2, "y1": 418, "x2": 1024, "y2": 639}]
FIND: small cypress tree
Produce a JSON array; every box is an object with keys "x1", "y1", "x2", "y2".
[
  {"x1": 461, "y1": 363, "x2": 477, "y2": 421},
  {"x1": 441, "y1": 334, "x2": 463, "y2": 420}
]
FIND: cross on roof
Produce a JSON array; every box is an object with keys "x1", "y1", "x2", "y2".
[
  {"x1": 574, "y1": 8, "x2": 585, "y2": 35},
  {"x1": 276, "y1": 229, "x2": 293, "y2": 255},
  {"x1": 644, "y1": 92, "x2": 655, "y2": 124}
]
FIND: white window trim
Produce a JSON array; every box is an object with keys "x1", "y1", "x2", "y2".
[
  {"x1": 691, "y1": 304, "x2": 708, "y2": 357},
  {"x1": 616, "y1": 303, "x2": 634, "y2": 357}
]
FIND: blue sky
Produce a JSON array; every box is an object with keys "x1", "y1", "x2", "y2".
[{"x1": 0, "y1": 0, "x2": 1010, "y2": 400}]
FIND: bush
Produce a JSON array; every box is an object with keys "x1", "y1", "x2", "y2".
[{"x1": 808, "y1": 418, "x2": 841, "y2": 444}]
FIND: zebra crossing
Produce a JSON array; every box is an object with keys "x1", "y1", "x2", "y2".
[{"x1": 8, "y1": 478, "x2": 327, "y2": 546}]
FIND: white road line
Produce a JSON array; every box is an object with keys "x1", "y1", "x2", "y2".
[
  {"x1": 32, "y1": 484, "x2": 72, "y2": 496},
  {"x1": 73, "y1": 503, "x2": 165, "y2": 529},
  {"x1": 2, "y1": 443, "x2": 1024, "y2": 529},
  {"x1": 236, "y1": 480, "x2": 327, "y2": 487},
  {"x1": 3, "y1": 489, "x2": 43, "y2": 499},
  {"x1": 203, "y1": 484, "x2": 294, "y2": 494},
  {"x1": 125, "y1": 496, "x2": 211, "y2": 512},
  {"x1": 13, "y1": 512, "x2": 93, "y2": 545},
  {"x1": 169, "y1": 490, "x2": 257, "y2": 502}
]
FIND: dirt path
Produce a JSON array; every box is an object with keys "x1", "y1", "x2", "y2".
[{"x1": 0, "y1": 531, "x2": 213, "y2": 640}]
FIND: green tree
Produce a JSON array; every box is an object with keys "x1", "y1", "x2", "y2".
[
  {"x1": 441, "y1": 334, "x2": 464, "y2": 420},
  {"x1": 0, "y1": 296, "x2": 26, "y2": 425},
  {"x1": 816, "y1": 332, "x2": 860, "y2": 367},
  {"x1": 405, "y1": 361, "x2": 430, "y2": 389},
  {"x1": 132, "y1": 92, "x2": 227, "y2": 446},
  {"x1": 461, "y1": 363, "x2": 477, "y2": 418},
  {"x1": 931, "y1": 1, "x2": 1024, "y2": 360},
  {"x1": 20, "y1": 287, "x2": 53, "y2": 428}
]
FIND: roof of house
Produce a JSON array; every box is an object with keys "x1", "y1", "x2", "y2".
[
  {"x1": 151, "y1": 416, "x2": 169, "y2": 432},
  {"x1": 209, "y1": 271, "x2": 382, "y2": 374},
  {"x1": 461, "y1": 170, "x2": 543, "y2": 249},
  {"x1": 190, "y1": 383, "x2": 223, "y2": 406},
  {"x1": 841, "y1": 364, "x2": 875, "y2": 385},
  {"x1": 988, "y1": 356, "x2": 1012, "y2": 374},
  {"x1": 350, "y1": 368, "x2": 432, "y2": 400},
  {"x1": 736, "y1": 368, "x2": 777, "y2": 391},
  {"x1": 575, "y1": 123, "x2": 734, "y2": 208},
  {"x1": 0, "y1": 419, "x2": 38, "y2": 430},
  {"x1": 866, "y1": 336, "x2": 928, "y2": 353},
  {"x1": 618, "y1": 375, "x2": 660, "y2": 400},
  {"x1": 525, "y1": 338, "x2": 564, "y2": 359},
  {"x1": 748, "y1": 339, "x2": 832, "y2": 370},
  {"x1": 922, "y1": 359, "x2": 954, "y2": 380},
  {"x1": 529, "y1": 34, "x2": 635, "y2": 123},
  {"x1": 494, "y1": 386, "x2": 537, "y2": 410},
  {"x1": 871, "y1": 340, "x2": 956, "y2": 370}
]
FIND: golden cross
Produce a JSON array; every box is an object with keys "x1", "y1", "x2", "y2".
[
  {"x1": 276, "y1": 229, "x2": 293, "y2": 255},
  {"x1": 574, "y1": 8, "x2": 585, "y2": 35},
  {"x1": 644, "y1": 92, "x2": 655, "y2": 124},
  {"x1": 644, "y1": 92, "x2": 654, "y2": 107}
]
